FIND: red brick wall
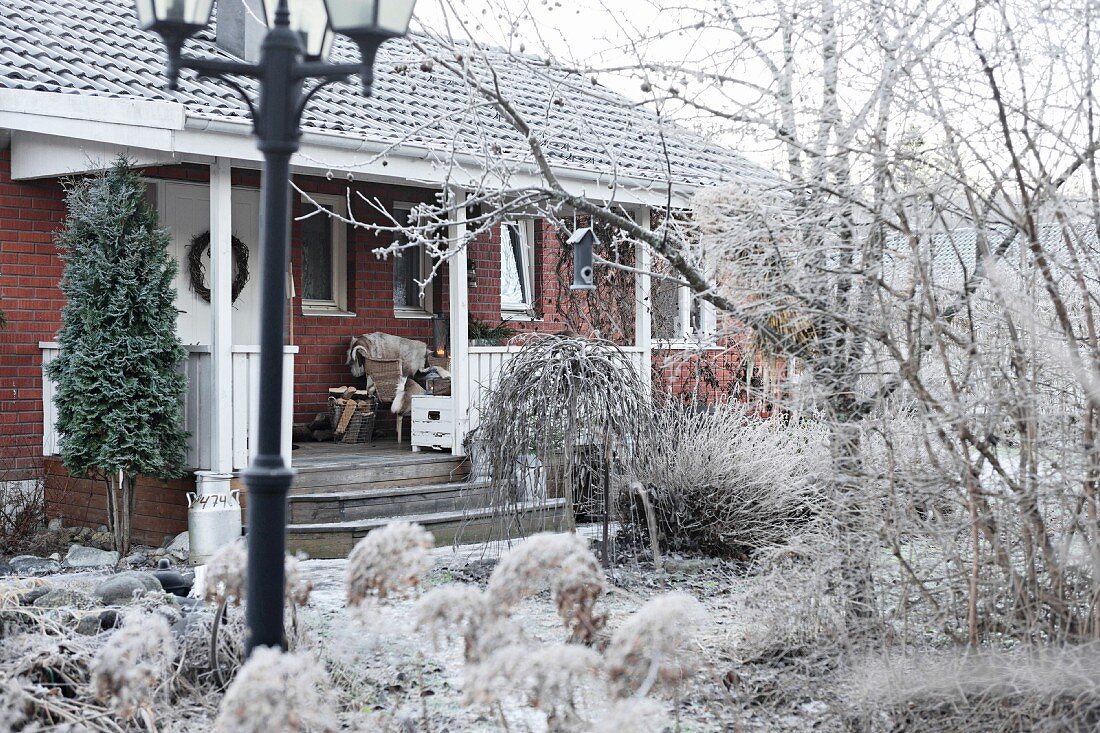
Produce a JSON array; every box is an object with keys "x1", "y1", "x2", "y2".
[
  {"x1": 0, "y1": 148, "x2": 68, "y2": 477},
  {"x1": 43, "y1": 458, "x2": 195, "y2": 546}
]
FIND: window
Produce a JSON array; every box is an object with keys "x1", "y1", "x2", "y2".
[
  {"x1": 300, "y1": 195, "x2": 349, "y2": 314},
  {"x1": 651, "y1": 276, "x2": 716, "y2": 344},
  {"x1": 393, "y1": 203, "x2": 434, "y2": 317},
  {"x1": 501, "y1": 221, "x2": 535, "y2": 314}
]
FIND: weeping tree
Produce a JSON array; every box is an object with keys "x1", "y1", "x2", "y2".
[
  {"x1": 47, "y1": 160, "x2": 188, "y2": 556},
  {"x1": 474, "y1": 336, "x2": 649, "y2": 559}
]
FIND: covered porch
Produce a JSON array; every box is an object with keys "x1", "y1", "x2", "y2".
[{"x1": 29, "y1": 144, "x2": 658, "y2": 481}]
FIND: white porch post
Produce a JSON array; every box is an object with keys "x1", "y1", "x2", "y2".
[
  {"x1": 447, "y1": 187, "x2": 470, "y2": 456},
  {"x1": 209, "y1": 158, "x2": 234, "y2": 474},
  {"x1": 636, "y1": 206, "x2": 653, "y2": 390}
]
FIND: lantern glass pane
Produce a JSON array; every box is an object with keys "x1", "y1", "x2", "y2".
[
  {"x1": 136, "y1": 0, "x2": 212, "y2": 28},
  {"x1": 263, "y1": 0, "x2": 335, "y2": 58},
  {"x1": 322, "y1": 0, "x2": 378, "y2": 33},
  {"x1": 376, "y1": 0, "x2": 414, "y2": 34}
]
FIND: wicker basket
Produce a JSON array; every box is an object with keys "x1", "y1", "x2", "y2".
[{"x1": 329, "y1": 395, "x2": 378, "y2": 444}]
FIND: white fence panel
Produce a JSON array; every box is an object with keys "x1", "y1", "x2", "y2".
[{"x1": 40, "y1": 343, "x2": 295, "y2": 472}]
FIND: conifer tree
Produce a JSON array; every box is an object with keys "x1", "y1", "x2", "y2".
[{"x1": 47, "y1": 160, "x2": 187, "y2": 556}]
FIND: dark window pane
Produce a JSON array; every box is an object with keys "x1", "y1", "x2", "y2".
[
  {"x1": 302, "y1": 206, "x2": 333, "y2": 301},
  {"x1": 393, "y1": 233, "x2": 422, "y2": 308},
  {"x1": 652, "y1": 278, "x2": 680, "y2": 339}
]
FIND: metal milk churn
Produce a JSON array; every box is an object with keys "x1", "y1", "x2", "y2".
[{"x1": 188, "y1": 472, "x2": 242, "y2": 565}]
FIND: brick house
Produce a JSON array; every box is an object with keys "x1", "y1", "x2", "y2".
[{"x1": 0, "y1": 0, "x2": 769, "y2": 546}]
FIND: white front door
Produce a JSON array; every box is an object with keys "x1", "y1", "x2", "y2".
[{"x1": 158, "y1": 182, "x2": 262, "y2": 346}]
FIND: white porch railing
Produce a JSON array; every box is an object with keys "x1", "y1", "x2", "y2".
[
  {"x1": 462, "y1": 345, "x2": 648, "y2": 437},
  {"x1": 40, "y1": 342, "x2": 296, "y2": 471}
]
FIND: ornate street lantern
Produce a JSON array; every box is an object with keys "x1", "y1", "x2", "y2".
[{"x1": 135, "y1": 0, "x2": 418, "y2": 654}]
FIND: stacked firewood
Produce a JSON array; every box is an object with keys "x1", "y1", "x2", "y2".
[{"x1": 325, "y1": 386, "x2": 377, "y2": 444}]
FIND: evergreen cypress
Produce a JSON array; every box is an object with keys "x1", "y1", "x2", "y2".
[{"x1": 47, "y1": 160, "x2": 188, "y2": 555}]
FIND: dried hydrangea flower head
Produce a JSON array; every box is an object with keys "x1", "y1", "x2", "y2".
[
  {"x1": 284, "y1": 552, "x2": 314, "y2": 607},
  {"x1": 203, "y1": 540, "x2": 314, "y2": 608},
  {"x1": 604, "y1": 592, "x2": 704, "y2": 698},
  {"x1": 346, "y1": 521, "x2": 434, "y2": 604},
  {"x1": 213, "y1": 647, "x2": 337, "y2": 733},
  {"x1": 414, "y1": 583, "x2": 491, "y2": 656},
  {"x1": 204, "y1": 538, "x2": 247, "y2": 606},
  {"x1": 487, "y1": 532, "x2": 606, "y2": 642},
  {"x1": 589, "y1": 697, "x2": 668, "y2": 732},
  {"x1": 466, "y1": 642, "x2": 602, "y2": 731},
  {"x1": 91, "y1": 610, "x2": 176, "y2": 719}
]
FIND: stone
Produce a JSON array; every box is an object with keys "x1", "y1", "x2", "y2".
[
  {"x1": 74, "y1": 527, "x2": 92, "y2": 541},
  {"x1": 0, "y1": 560, "x2": 12, "y2": 576},
  {"x1": 166, "y1": 532, "x2": 189, "y2": 553},
  {"x1": 165, "y1": 531, "x2": 189, "y2": 563},
  {"x1": 89, "y1": 532, "x2": 115, "y2": 550},
  {"x1": 94, "y1": 572, "x2": 162, "y2": 605},
  {"x1": 48, "y1": 553, "x2": 60, "y2": 561},
  {"x1": 76, "y1": 609, "x2": 120, "y2": 635},
  {"x1": 64, "y1": 544, "x2": 120, "y2": 569},
  {"x1": 123, "y1": 551, "x2": 150, "y2": 567},
  {"x1": 9, "y1": 555, "x2": 61, "y2": 577},
  {"x1": 47, "y1": 517, "x2": 64, "y2": 531},
  {"x1": 32, "y1": 588, "x2": 97, "y2": 609},
  {"x1": 17, "y1": 586, "x2": 52, "y2": 605},
  {"x1": 96, "y1": 525, "x2": 108, "y2": 533}
]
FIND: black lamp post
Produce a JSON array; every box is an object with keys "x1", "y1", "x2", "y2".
[{"x1": 135, "y1": 0, "x2": 417, "y2": 654}]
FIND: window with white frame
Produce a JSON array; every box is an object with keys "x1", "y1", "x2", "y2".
[
  {"x1": 300, "y1": 195, "x2": 349, "y2": 314},
  {"x1": 501, "y1": 220, "x2": 535, "y2": 314},
  {"x1": 393, "y1": 203, "x2": 434, "y2": 317},
  {"x1": 651, "y1": 276, "x2": 716, "y2": 343}
]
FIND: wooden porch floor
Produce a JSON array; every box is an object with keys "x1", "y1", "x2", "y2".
[{"x1": 289, "y1": 439, "x2": 455, "y2": 470}]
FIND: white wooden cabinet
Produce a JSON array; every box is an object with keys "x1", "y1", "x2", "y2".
[{"x1": 410, "y1": 395, "x2": 454, "y2": 452}]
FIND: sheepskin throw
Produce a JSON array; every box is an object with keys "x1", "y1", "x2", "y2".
[
  {"x1": 346, "y1": 333, "x2": 428, "y2": 378},
  {"x1": 392, "y1": 375, "x2": 427, "y2": 415}
]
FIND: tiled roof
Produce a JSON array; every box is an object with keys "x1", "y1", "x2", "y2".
[{"x1": 0, "y1": 0, "x2": 776, "y2": 190}]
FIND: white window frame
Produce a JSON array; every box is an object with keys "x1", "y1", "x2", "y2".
[
  {"x1": 500, "y1": 219, "x2": 536, "y2": 318},
  {"x1": 393, "y1": 201, "x2": 435, "y2": 319},
  {"x1": 300, "y1": 193, "x2": 351, "y2": 316}
]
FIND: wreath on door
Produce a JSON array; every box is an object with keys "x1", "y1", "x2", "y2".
[{"x1": 187, "y1": 231, "x2": 250, "y2": 303}]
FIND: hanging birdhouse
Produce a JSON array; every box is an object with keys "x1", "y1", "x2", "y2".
[{"x1": 568, "y1": 227, "x2": 597, "y2": 290}]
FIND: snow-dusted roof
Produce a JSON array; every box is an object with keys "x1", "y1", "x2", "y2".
[
  {"x1": 0, "y1": 0, "x2": 776, "y2": 190},
  {"x1": 883, "y1": 224, "x2": 1099, "y2": 295}
]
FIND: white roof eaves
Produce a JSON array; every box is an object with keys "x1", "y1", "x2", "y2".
[{"x1": 0, "y1": 88, "x2": 700, "y2": 206}]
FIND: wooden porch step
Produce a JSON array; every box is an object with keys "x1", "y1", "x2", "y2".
[
  {"x1": 289, "y1": 453, "x2": 468, "y2": 494},
  {"x1": 287, "y1": 499, "x2": 570, "y2": 559},
  {"x1": 288, "y1": 479, "x2": 493, "y2": 524}
]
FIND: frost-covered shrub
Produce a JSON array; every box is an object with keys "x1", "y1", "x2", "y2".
[
  {"x1": 630, "y1": 401, "x2": 826, "y2": 558},
  {"x1": 213, "y1": 647, "x2": 337, "y2": 733},
  {"x1": 604, "y1": 592, "x2": 704, "y2": 698},
  {"x1": 347, "y1": 521, "x2": 434, "y2": 604},
  {"x1": 91, "y1": 610, "x2": 176, "y2": 718},
  {"x1": 848, "y1": 645, "x2": 1100, "y2": 733}
]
